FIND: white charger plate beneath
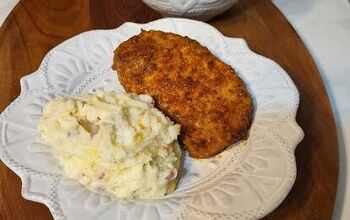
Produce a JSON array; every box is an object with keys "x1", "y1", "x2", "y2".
[{"x1": 0, "y1": 18, "x2": 304, "y2": 220}]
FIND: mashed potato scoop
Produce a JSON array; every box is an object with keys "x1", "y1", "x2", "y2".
[{"x1": 38, "y1": 90, "x2": 181, "y2": 199}]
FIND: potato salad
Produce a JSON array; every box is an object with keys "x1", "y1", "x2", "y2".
[{"x1": 38, "y1": 90, "x2": 181, "y2": 199}]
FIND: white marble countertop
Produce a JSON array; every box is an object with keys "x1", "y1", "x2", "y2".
[
  {"x1": 1, "y1": 0, "x2": 349, "y2": 219},
  {"x1": 0, "y1": 0, "x2": 18, "y2": 25}
]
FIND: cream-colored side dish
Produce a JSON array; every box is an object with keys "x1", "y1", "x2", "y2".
[{"x1": 38, "y1": 90, "x2": 181, "y2": 199}]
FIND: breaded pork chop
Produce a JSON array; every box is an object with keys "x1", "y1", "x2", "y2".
[{"x1": 112, "y1": 30, "x2": 253, "y2": 159}]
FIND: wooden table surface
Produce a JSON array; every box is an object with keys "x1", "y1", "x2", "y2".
[{"x1": 0, "y1": 0, "x2": 339, "y2": 219}]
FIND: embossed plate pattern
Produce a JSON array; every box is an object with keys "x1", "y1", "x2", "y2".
[{"x1": 0, "y1": 18, "x2": 304, "y2": 220}]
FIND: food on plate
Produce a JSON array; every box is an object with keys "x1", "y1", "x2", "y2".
[
  {"x1": 37, "y1": 90, "x2": 181, "y2": 199},
  {"x1": 112, "y1": 30, "x2": 253, "y2": 159}
]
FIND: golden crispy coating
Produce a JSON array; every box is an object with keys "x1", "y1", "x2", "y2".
[{"x1": 112, "y1": 30, "x2": 253, "y2": 158}]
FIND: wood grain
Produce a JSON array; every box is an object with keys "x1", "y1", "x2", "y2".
[{"x1": 0, "y1": 0, "x2": 338, "y2": 219}]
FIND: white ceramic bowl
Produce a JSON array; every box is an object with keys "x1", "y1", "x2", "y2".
[{"x1": 142, "y1": 0, "x2": 239, "y2": 21}]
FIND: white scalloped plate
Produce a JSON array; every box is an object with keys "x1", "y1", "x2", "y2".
[{"x1": 0, "y1": 18, "x2": 304, "y2": 220}]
